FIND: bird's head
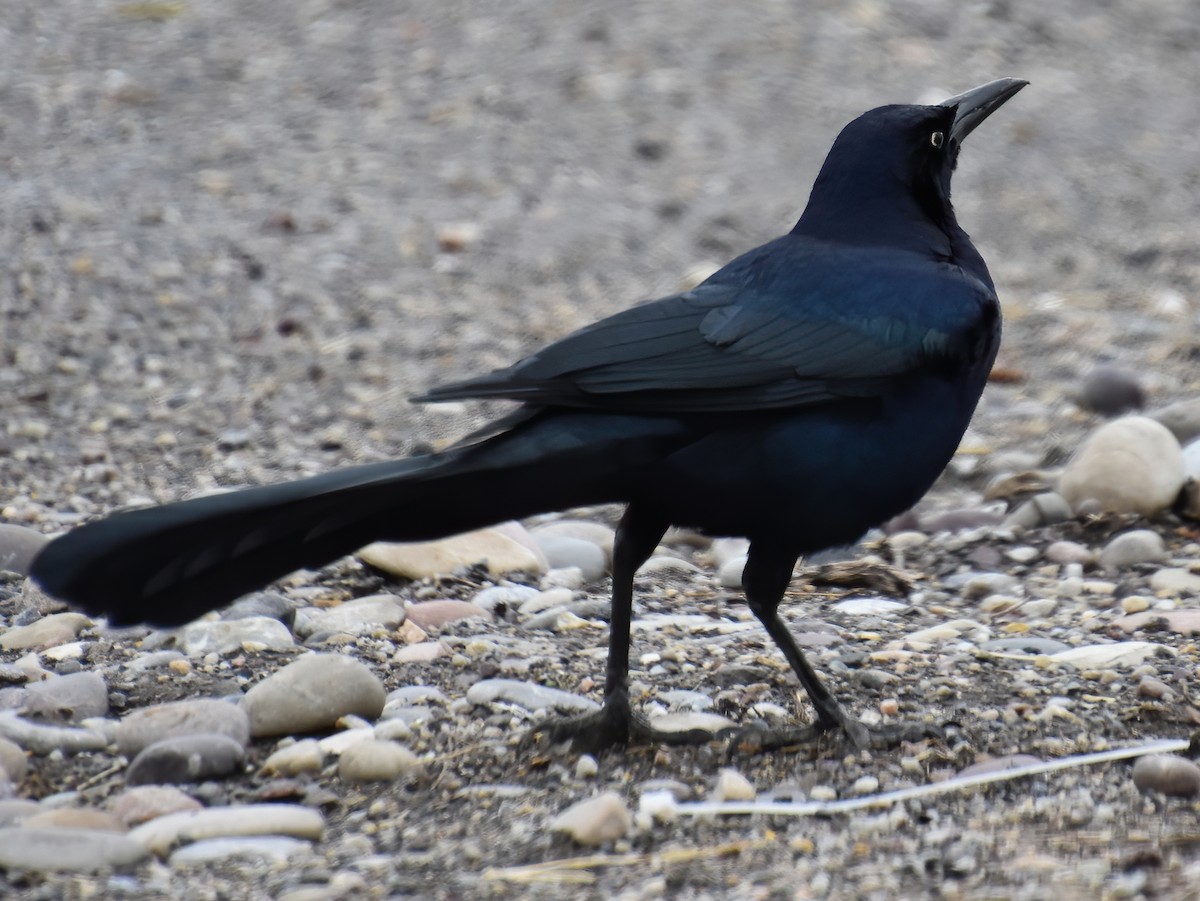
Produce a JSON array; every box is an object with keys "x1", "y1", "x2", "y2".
[{"x1": 793, "y1": 78, "x2": 1026, "y2": 258}]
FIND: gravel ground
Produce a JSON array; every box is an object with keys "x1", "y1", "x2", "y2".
[{"x1": 4, "y1": 1, "x2": 1200, "y2": 898}]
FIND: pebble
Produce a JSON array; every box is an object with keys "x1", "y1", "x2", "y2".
[
  {"x1": 470, "y1": 584, "x2": 540, "y2": 616},
  {"x1": 575, "y1": 754, "x2": 599, "y2": 779},
  {"x1": 1058, "y1": 416, "x2": 1185, "y2": 515},
  {"x1": 1113, "y1": 610, "x2": 1200, "y2": 634},
  {"x1": 23, "y1": 671, "x2": 109, "y2": 721},
  {"x1": 128, "y1": 803, "x2": 325, "y2": 857},
  {"x1": 110, "y1": 786, "x2": 203, "y2": 826},
  {"x1": 710, "y1": 768, "x2": 756, "y2": 802},
  {"x1": 0, "y1": 612, "x2": 91, "y2": 651},
  {"x1": 126, "y1": 733, "x2": 246, "y2": 786},
  {"x1": 358, "y1": 522, "x2": 547, "y2": 579},
  {"x1": 1077, "y1": 364, "x2": 1144, "y2": 415},
  {"x1": 0, "y1": 737, "x2": 28, "y2": 783},
  {"x1": 1136, "y1": 676, "x2": 1174, "y2": 700},
  {"x1": 0, "y1": 826, "x2": 149, "y2": 872},
  {"x1": 637, "y1": 555, "x2": 702, "y2": 576},
  {"x1": 717, "y1": 555, "x2": 747, "y2": 588},
  {"x1": 539, "y1": 566, "x2": 585, "y2": 590},
  {"x1": 531, "y1": 521, "x2": 616, "y2": 561},
  {"x1": 292, "y1": 595, "x2": 406, "y2": 639},
  {"x1": 466, "y1": 678, "x2": 599, "y2": 714},
  {"x1": 1005, "y1": 492, "x2": 1073, "y2": 529},
  {"x1": 833, "y1": 597, "x2": 909, "y2": 617},
  {"x1": 1051, "y1": 641, "x2": 1173, "y2": 669},
  {"x1": 981, "y1": 637, "x2": 1071, "y2": 655},
  {"x1": 337, "y1": 739, "x2": 421, "y2": 782},
  {"x1": 550, "y1": 792, "x2": 632, "y2": 845},
  {"x1": 1150, "y1": 397, "x2": 1200, "y2": 446},
  {"x1": 405, "y1": 599, "x2": 493, "y2": 631},
  {"x1": 115, "y1": 698, "x2": 250, "y2": 756},
  {"x1": 0, "y1": 799, "x2": 39, "y2": 825},
  {"x1": 0, "y1": 710, "x2": 107, "y2": 755},
  {"x1": 23, "y1": 807, "x2": 127, "y2": 832},
  {"x1": 1099, "y1": 530, "x2": 1167, "y2": 568},
  {"x1": 532, "y1": 535, "x2": 608, "y2": 583},
  {"x1": 392, "y1": 641, "x2": 450, "y2": 664},
  {"x1": 1149, "y1": 568, "x2": 1200, "y2": 596},
  {"x1": 0, "y1": 523, "x2": 49, "y2": 576},
  {"x1": 169, "y1": 835, "x2": 313, "y2": 865},
  {"x1": 648, "y1": 711, "x2": 737, "y2": 736},
  {"x1": 1132, "y1": 754, "x2": 1200, "y2": 798},
  {"x1": 1045, "y1": 541, "x2": 1094, "y2": 565},
  {"x1": 262, "y1": 739, "x2": 326, "y2": 776},
  {"x1": 852, "y1": 775, "x2": 880, "y2": 795},
  {"x1": 178, "y1": 616, "x2": 296, "y2": 656},
  {"x1": 242, "y1": 653, "x2": 386, "y2": 738}
]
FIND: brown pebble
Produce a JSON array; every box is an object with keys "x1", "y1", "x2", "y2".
[{"x1": 1132, "y1": 754, "x2": 1200, "y2": 798}]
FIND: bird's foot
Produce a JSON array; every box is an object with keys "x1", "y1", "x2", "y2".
[
  {"x1": 727, "y1": 714, "x2": 941, "y2": 756},
  {"x1": 521, "y1": 696, "x2": 718, "y2": 754}
]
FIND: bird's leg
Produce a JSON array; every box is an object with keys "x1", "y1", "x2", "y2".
[
  {"x1": 734, "y1": 543, "x2": 938, "y2": 753},
  {"x1": 524, "y1": 505, "x2": 715, "y2": 753}
]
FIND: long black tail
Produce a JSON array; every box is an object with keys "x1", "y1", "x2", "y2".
[{"x1": 31, "y1": 411, "x2": 685, "y2": 626}]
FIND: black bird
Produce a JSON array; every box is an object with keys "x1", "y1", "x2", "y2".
[{"x1": 31, "y1": 78, "x2": 1025, "y2": 752}]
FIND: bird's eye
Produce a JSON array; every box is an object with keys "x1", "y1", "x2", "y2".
[{"x1": 930, "y1": 131, "x2": 945, "y2": 149}]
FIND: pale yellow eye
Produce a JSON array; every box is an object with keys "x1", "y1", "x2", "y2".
[{"x1": 930, "y1": 131, "x2": 945, "y2": 149}]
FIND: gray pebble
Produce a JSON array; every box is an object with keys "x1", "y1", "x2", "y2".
[
  {"x1": 115, "y1": 698, "x2": 250, "y2": 756},
  {"x1": 637, "y1": 555, "x2": 702, "y2": 576},
  {"x1": 832, "y1": 597, "x2": 909, "y2": 616},
  {"x1": 980, "y1": 637, "x2": 1072, "y2": 655},
  {"x1": 0, "y1": 826, "x2": 148, "y2": 872},
  {"x1": 533, "y1": 535, "x2": 608, "y2": 583},
  {"x1": 466, "y1": 677, "x2": 599, "y2": 714},
  {"x1": 550, "y1": 792, "x2": 631, "y2": 845},
  {"x1": 1046, "y1": 541, "x2": 1094, "y2": 565},
  {"x1": 1149, "y1": 568, "x2": 1200, "y2": 596},
  {"x1": 169, "y1": 835, "x2": 313, "y2": 865},
  {"x1": 125, "y1": 733, "x2": 246, "y2": 785},
  {"x1": 1078, "y1": 364, "x2": 1145, "y2": 415},
  {"x1": 0, "y1": 710, "x2": 107, "y2": 755},
  {"x1": 24, "y1": 671, "x2": 109, "y2": 721},
  {"x1": 0, "y1": 736, "x2": 28, "y2": 783},
  {"x1": 539, "y1": 566, "x2": 586, "y2": 591},
  {"x1": 530, "y1": 521, "x2": 616, "y2": 561},
  {"x1": 128, "y1": 804, "x2": 325, "y2": 857},
  {"x1": 178, "y1": 616, "x2": 295, "y2": 657},
  {"x1": 110, "y1": 785, "x2": 203, "y2": 826},
  {"x1": 242, "y1": 653, "x2": 386, "y2": 738},
  {"x1": 1100, "y1": 530, "x2": 1167, "y2": 568},
  {"x1": 292, "y1": 595, "x2": 406, "y2": 639},
  {"x1": 1150, "y1": 398, "x2": 1200, "y2": 446},
  {"x1": 221, "y1": 592, "x2": 301, "y2": 624},
  {"x1": 1132, "y1": 754, "x2": 1200, "y2": 798},
  {"x1": 0, "y1": 524, "x2": 49, "y2": 577},
  {"x1": 1005, "y1": 492, "x2": 1073, "y2": 529}
]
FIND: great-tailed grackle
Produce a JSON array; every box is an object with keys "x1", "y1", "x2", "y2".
[{"x1": 31, "y1": 78, "x2": 1025, "y2": 752}]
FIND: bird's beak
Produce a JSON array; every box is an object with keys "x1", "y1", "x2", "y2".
[{"x1": 941, "y1": 78, "x2": 1027, "y2": 143}]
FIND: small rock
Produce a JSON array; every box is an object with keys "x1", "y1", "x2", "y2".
[
  {"x1": 1132, "y1": 754, "x2": 1200, "y2": 798},
  {"x1": 981, "y1": 637, "x2": 1071, "y2": 655},
  {"x1": 242, "y1": 654, "x2": 386, "y2": 738},
  {"x1": 0, "y1": 737, "x2": 28, "y2": 783},
  {"x1": 1100, "y1": 530, "x2": 1167, "y2": 568},
  {"x1": 717, "y1": 555, "x2": 747, "y2": 588},
  {"x1": 1112, "y1": 610, "x2": 1200, "y2": 635},
  {"x1": 531, "y1": 521, "x2": 616, "y2": 561},
  {"x1": 711, "y1": 768, "x2": 756, "y2": 802},
  {"x1": 1150, "y1": 398, "x2": 1200, "y2": 446},
  {"x1": 125, "y1": 733, "x2": 246, "y2": 785},
  {"x1": 550, "y1": 792, "x2": 632, "y2": 845},
  {"x1": 293, "y1": 595, "x2": 406, "y2": 639},
  {"x1": 1046, "y1": 541, "x2": 1094, "y2": 566},
  {"x1": 1149, "y1": 568, "x2": 1200, "y2": 596},
  {"x1": 115, "y1": 698, "x2": 250, "y2": 756},
  {"x1": 1136, "y1": 676, "x2": 1174, "y2": 700},
  {"x1": 0, "y1": 711, "x2": 107, "y2": 755},
  {"x1": 359, "y1": 522, "x2": 547, "y2": 579},
  {"x1": 636, "y1": 555, "x2": 702, "y2": 576},
  {"x1": 405, "y1": 600, "x2": 492, "y2": 631},
  {"x1": 262, "y1": 739, "x2": 325, "y2": 776},
  {"x1": 1059, "y1": 416, "x2": 1185, "y2": 515},
  {"x1": 178, "y1": 616, "x2": 295, "y2": 656},
  {"x1": 109, "y1": 786, "x2": 203, "y2": 827},
  {"x1": 337, "y1": 739, "x2": 421, "y2": 782},
  {"x1": 649, "y1": 711, "x2": 737, "y2": 736},
  {"x1": 0, "y1": 826, "x2": 148, "y2": 872},
  {"x1": 852, "y1": 775, "x2": 880, "y2": 795},
  {"x1": 0, "y1": 524, "x2": 49, "y2": 576},
  {"x1": 392, "y1": 641, "x2": 450, "y2": 664},
  {"x1": 1051, "y1": 641, "x2": 1173, "y2": 669},
  {"x1": 0, "y1": 612, "x2": 91, "y2": 651},
  {"x1": 575, "y1": 754, "x2": 599, "y2": 779},
  {"x1": 470, "y1": 585, "x2": 540, "y2": 617},
  {"x1": 23, "y1": 807, "x2": 127, "y2": 832},
  {"x1": 0, "y1": 799, "x2": 39, "y2": 825},
  {"x1": 533, "y1": 535, "x2": 608, "y2": 583},
  {"x1": 128, "y1": 804, "x2": 325, "y2": 857},
  {"x1": 833, "y1": 597, "x2": 909, "y2": 617},
  {"x1": 1078, "y1": 365, "x2": 1145, "y2": 416},
  {"x1": 169, "y1": 835, "x2": 312, "y2": 865},
  {"x1": 466, "y1": 678, "x2": 599, "y2": 714},
  {"x1": 23, "y1": 671, "x2": 108, "y2": 721}
]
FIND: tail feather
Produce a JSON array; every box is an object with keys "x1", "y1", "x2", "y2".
[{"x1": 31, "y1": 411, "x2": 688, "y2": 626}]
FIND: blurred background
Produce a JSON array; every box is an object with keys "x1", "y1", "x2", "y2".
[{"x1": 2, "y1": 0, "x2": 1199, "y2": 518}]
